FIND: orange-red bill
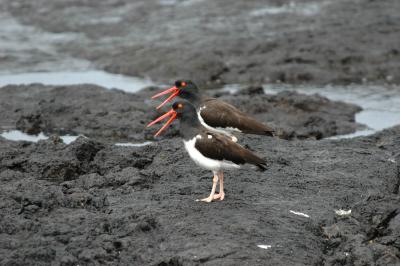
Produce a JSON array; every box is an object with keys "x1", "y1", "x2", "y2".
[
  {"x1": 147, "y1": 109, "x2": 174, "y2": 127},
  {"x1": 156, "y1": 90, "x2": 179, "y2": 109},
  {"x1": 151, "y1": 86, "x2": 179, "y2": 99},
  {"x1": 154, "y1": 112, "x2": 177, "y2": 136},
  {"x1": 146, "y1": 109, "x2": 178, "y2": 136}
]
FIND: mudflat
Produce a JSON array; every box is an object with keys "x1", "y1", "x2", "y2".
[
  {"x1": 1, "y1": 0, "x2": 399, "y2": 86},
  {"x1": 0, "y1": 0, "x2": 399, "y2": 265}
]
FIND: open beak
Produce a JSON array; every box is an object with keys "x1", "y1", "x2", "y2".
[
  {"x1": 151, "y1": 86, "x2": 180, "y2": 109},
  {"x1": 147, "y1": 109, "x2": 177, "y2": 136}
]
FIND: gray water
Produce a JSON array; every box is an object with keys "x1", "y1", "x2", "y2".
[
  {"x1": 0, "y1": 129, "x2": 153, "y2": 147},
  {"x1": 250, "y1": 1, "x2": 325, "y2": 17},
  {"x1": 0, "y1": 130, "x2": 79, "y2": 144},
  {"x1": 0, "y1": 71, "x2": 156, "y2": 93}
]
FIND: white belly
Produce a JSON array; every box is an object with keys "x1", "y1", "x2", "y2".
[{"x1": 183, "y1": 136, "x2": 240, "y2": 171}]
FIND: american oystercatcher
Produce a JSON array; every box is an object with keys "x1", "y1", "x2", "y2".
[
  {"x1": 151, "y1": 80, "x2": 275, "y2": 142},
  {"x1": 147, "y1": 100, "x2": 267, "y2": 202}
]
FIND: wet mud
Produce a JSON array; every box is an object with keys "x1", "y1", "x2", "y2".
[
  {"x1": 1, "y1": 124, "x2": 399, "y2": 265},
  {"x1": 0, "y1": 84, "x2": 398, "y2": 265},
  {"x1": 1, "y1": 0, "x2": 399, "y2": 265}
]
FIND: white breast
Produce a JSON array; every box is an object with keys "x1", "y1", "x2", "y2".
[{"x1": 183, "y1": 135, "x2": 240, "y2": 171}]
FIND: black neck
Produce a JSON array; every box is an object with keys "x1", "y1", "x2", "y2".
[
  {"x1": 178, "y1": 109, "x2": 202, "y2": 140},
  {"x1": 180, "y1": 90, "x2": 202, "y2": 107}
]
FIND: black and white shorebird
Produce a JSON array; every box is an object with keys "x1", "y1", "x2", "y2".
[
  {"x1": 151, "y1": 80, "x2": 275, "y2": 142},
  {"x1": 147, "y1": 100, "x2": 267, "y2": 203}
]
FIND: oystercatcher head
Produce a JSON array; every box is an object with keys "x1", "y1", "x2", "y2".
[
  {"x1": 152, "y1": 80, "x2": 200, "y2": 109},
  {"x1": 147, "y1": 100, "x2": 199, "y2": 137}
]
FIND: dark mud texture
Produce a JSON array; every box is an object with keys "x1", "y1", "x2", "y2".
[
  {"x1": 1, "y1": 0, "x2": 400, "y2": 86},
  {"x1": 1, "y1": 121, "x2": 399, "y2": 265},
  {"x1": 0, "y1": 84, "x2": 361, "y2": 141}
]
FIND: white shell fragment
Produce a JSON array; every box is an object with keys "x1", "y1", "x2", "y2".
[
  {"x1": 257, "y1": 245, "x2": 272, "y2": 250},
  {"x1": 289, "y1": 210, "x2": 310, "y2": 218},
  {"x1": 335, "y1": 209, "x2": 352, "y2": 216}
]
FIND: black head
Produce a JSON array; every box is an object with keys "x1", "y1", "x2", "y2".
[
  {"x1": 172, "y1": 100, "x2": 197, "y2": 118},
  {"x1": 174, "y1": 80, "x2": 199, "y2": 100},
  {"x1": 152, "y1": 79, "x2": 201, "y2": 109},
  {"x1": 147, "y1": 100, "x2": 200, "y2": 137}
]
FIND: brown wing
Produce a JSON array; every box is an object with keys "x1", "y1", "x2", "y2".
[
  {"x1": 200, "y1": 98, "x2": 275, "y2": 136},
  {"x1": 195, "y1": 131, "x2": 267, "y2": 170}
]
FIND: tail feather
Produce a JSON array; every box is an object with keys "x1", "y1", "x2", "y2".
[
  {"x1": 241, "y1": 122, "x2": 275, "y2": 137},
  {"x1": 256, "y1": 161, "x2": 268, "y2": 171},
  {"x1": 243, "y1": 149, "x2": 268, "y2": 171},
  {"x1": 261, "y1": 124, "x2": 275, "y2": 137},
  {"x1": 264, "y1": 128, "x2": 275, "y2": 137}
]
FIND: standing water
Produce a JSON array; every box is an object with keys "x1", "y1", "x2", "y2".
[{"x1": 0, "y1": 71, "x2": 156, "y2": 93}]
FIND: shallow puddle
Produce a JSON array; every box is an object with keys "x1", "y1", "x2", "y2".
[
  {"x1": 251, "y1": 2, "x2": 324, "y2": 17},
  {"x1": 0, "y1": 129, "x2": 153, "y2": 147},
  {"x1": 0, "y1": 130, "x2": 79, "y2": 144},
  {"x1": 0, "y1": 71, "x2": 156, "y2": 93}
]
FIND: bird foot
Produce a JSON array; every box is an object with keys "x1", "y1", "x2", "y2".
[
  {"x1": 213, "y1": 193, "x2": 225, "y2": 201},
  {"x1": 196, "y1": 196, "x2": 213, "y2": 203},
  {"x1": 195, "y1": 193, "x2": 225, "y2": 203}
]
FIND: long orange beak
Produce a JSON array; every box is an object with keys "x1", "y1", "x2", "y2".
[
  {"x1": 151, "y1": 86, "x2": 180, "y2": 109},
  {"x1": 147, "y1": 109, "x2": 178, "y2": 136}
]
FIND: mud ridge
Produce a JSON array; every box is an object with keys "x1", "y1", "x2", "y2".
[{"x1": 0, "y1": 84, "x2": 362, "y2": 142}]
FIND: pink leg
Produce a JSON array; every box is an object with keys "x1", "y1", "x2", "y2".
[
  {"x1": 197, "y1": 172, "x2": 218, "y2": 203},
  {"x1": 213, "y1": 171, "x2": 225, "y2": 201}
]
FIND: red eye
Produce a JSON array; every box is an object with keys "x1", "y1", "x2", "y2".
[{"x1": 181, "y1": 82, "x2": 187, "y2": 87}]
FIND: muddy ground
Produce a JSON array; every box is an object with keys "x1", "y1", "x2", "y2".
[
  {"x1": 1, "y1": 0, "x2": 400, "y2": 86},
  {"x1": 0, "y1": 122, "x2": 399, "y2": 265},
  {"x1": 1, "y1": 0, "x2": 400, "y2": 265},
  {"x1": 0, "y1": 84, "x2": 399, "y2": 265},
  {"x1": 0, "y1": 84, "x2": 361, "y2": 141}
]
